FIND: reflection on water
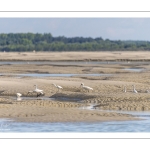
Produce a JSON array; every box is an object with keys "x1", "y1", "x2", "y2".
[
  {"x1": 16, "y1": 97, "x2": 22, "y2": 101},
  {"x1": 1, "y1": 111, "x2": 150, "y2": 132}
]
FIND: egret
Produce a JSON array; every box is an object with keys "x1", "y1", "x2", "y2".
[
  {"x1": 16, "y1": 93, "x2": 22, "y2": 98},
  {"x1": 80, "y1": 83, "x2": 93, "y2": 92},
  {"x1": 33, "y1": 85, "x2": 44, "y2": 97},
  {"x1": 132, "y1": 85, "x2": 138, "y2": 93},
  {"x1": 52, "y1": 83, "x2": 63, "y2": 92}
]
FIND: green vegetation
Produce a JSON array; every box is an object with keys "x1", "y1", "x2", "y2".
[{"x1": 0, "y1": 33, "x2": 150, "y2": 51}]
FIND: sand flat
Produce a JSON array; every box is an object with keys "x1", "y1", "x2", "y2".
[
  {"x1": 0, "y1": 51, "x2": 150, "y2": 122},
  {"x1": 0, "y1": 98, "x2": 138, "y2": 123}
]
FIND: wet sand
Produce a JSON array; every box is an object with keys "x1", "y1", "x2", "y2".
[
  {"x1": 0, "y1": 51, "x2": 150, "y2": 122},
  {"x1": 0, "y1": 98, "x2": 136, "y2": 123}
]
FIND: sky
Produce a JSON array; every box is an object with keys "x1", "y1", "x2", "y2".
[{"x1": 0, "y1": 18, "x2": 150, "y2": 41}]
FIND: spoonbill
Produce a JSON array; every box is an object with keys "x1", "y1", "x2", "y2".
[
  {"x1": 33, "y1": 85, "x2": 44, "y2": 97},
  {"x1": 80, "y1": 83, "x2": 93, "y2": 92},
  {"x1": 52, "y1": 83, "x2": 63, "y2": 92},
  {"x1": 132, "y1": 85, "x2": 138, "y2": 93}
]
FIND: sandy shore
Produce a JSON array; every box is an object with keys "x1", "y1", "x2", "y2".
[
  {"x1": 0, "y1": 98, "x2": 137, "y2": 123},
  {"x1": 0, "y1": 51, "x2": 150, "y2": 123}
]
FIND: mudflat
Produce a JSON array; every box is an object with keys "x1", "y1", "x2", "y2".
[{"x1": 0, "y1": 51, "x2": 150, "y2": 122}]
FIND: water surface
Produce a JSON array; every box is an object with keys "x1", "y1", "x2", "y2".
[
  {"x1": 123, "y1": 68, "x2": 145, "y2": 72},
  {"x1": 0, "y1": 111, "x2": 150, "y2": 132},
  {"x1": 0, "y1": 73, "x2": 112, "y2": 78},
  {"x1": 0, "y1": 61, "x2": 150, "y2": 65}
]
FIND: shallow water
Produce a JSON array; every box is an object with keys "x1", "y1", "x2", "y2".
[
  {"x1": 0, "y1": 61, "x2": 150, "y2": 65},
  {"x1": 0, "y1": 110, "x2": 150, "y2": 132},
  {"x1": 0, "y1": 73, "x2": 112, "y2": 78},
  {"x1": 123, "y1": 68, "x2": 144, "y2": 72}
]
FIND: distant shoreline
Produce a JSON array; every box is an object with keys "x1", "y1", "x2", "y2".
[{"x1": 0, "y1": 51, "x2": 150, "y2": 62}]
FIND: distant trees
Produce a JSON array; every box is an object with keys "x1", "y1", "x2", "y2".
[{"x1": 0, "y1": 33, "x2": 150, "y2": 51}]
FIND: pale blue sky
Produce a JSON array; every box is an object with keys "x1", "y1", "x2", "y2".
[{"x1": 0, "y1": 18, "x2": 150, "y2": 41}]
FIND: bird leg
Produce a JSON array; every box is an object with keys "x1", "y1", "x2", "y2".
[
  {"x1": 27, "y1": 92, "x2": 31, "y2": 96},
  {"x1": 37, "y1": 93, "x2": 41, "y2": 97}
]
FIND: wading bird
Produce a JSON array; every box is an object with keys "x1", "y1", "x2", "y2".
[
  {"x1": 80, "y1": 83, "x2": 93, "y2": 92},
  {"x1": 132, "y1": 85, "x2": 138, "y2": 93},
  {"x1": 16, "y1": 93, "x2": 22, "y2": 98},
  {"x1": 52, "y1": 83, "x2": 63, "y2": 92},
  {"x1": 33, "y1": 85, "x2": 44, "y2": 97}
]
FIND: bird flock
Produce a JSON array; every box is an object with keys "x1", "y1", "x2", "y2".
[
  {"x1": 123, "y1": 84, "x2": 150, "y2": 94},
  {"x1": 12, "y1": 82, "x2": 150, "y2": 101},
  {"x1": 15, "y1": 82, "x2": 93, "y2": 100}
]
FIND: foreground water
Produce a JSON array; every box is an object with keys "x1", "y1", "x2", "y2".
[{"x1": 0, "y1": 110, "x2": 150, "y2": 132}]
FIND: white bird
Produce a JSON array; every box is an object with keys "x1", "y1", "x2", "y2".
[
  {"x1": 52, "y1": 83, "x2": 63, "y2": 92},
  {"x1": 16, "y1": 93, "x2": 22, "y2": 97},
  {"x1": 132, "y1": 85, "x2": 138, "y2": 93},
  {"x1": 33, "y1": 85, "x2": 44, "y2": 97},
  {"x1": 80, "y1": 83, "x2": 93, "y2": 92}
]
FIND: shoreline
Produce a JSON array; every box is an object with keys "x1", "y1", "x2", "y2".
[
  {"x1": 0, "y1": 98, "x2": 139, "y2": 123},
  {"x1": 1, "y1": 51, "x2": 150, "y2": 62}
]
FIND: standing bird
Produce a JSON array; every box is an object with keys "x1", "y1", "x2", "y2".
[
  {"x1": 80, "y1": 83, "x2": 93, "y2": 92},
  {"x1": 132, "y1": 85, "x2": 138, "y2": 93},
  {"x1": 33, "y1": 85, "x2": 44, "y2": 97},
  {"x1": 16, "y1": 93, "x2": 22, "y2": 97},
  {"x1": 16, "y1": 93, "x2": 22, "y2": 100},
  {"x1": 52, "y1": 83, "x2": 63, "y2": 92}
]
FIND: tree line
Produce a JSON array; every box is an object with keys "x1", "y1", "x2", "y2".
[{"x1": 0, "y1": 33, "x2": 150, "y2": 51}]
